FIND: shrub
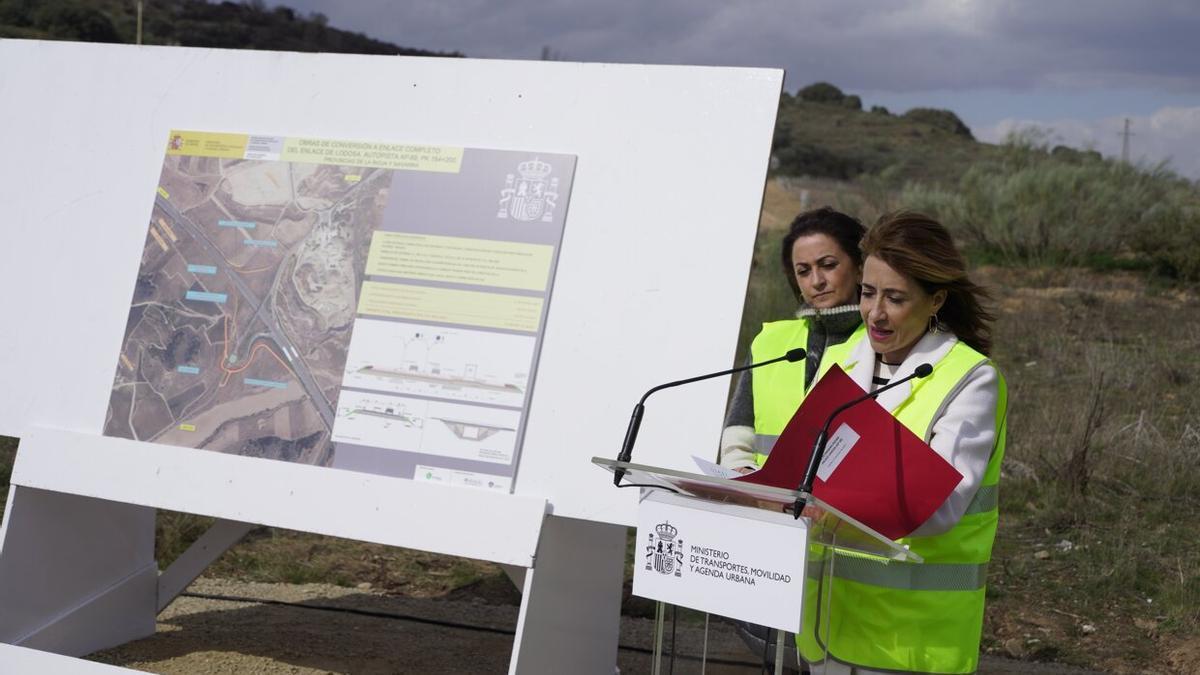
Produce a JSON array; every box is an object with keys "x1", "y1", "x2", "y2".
[
  {"x1": 774, "y1": 142, "x2": 861, "y2": 180},
  {"x1": 1051, "y1": 145, "x2": 1103, "y2": 164},
  {"x1": 901, "y1": 145, "x2": 1200, "y2": 277},
  {"x1": 902, "y1": 107, "x2": 974, "y2": 139},
  {"x1": 797, "y1": 81, "x2": 846, "y2": 104},
  {"x1": 31, "y1": 1, "x2": 120, "y2": 42}
]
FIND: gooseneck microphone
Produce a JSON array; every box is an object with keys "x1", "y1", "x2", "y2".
[
  {"x1": 612, "y1": 347, "x2": 807, "y2": 486},
  {"x1": 792, "y1": 362, "x2": 934, "y2": 518}
]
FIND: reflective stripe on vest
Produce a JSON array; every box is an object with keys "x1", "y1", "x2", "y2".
[
  {"x1": 806, "y1": 557, "x2": 988, "y2": 592},
  {"x1": 964, "y1": 483, "x2": 998, "y2": 516},
  {"x1": 754, "y1": 434, "x2": 779, "y2": 456},
  {"x1": 796, "y1": 337, "x2": 1008, "y2": 675}
]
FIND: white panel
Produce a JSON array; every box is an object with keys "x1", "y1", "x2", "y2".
[
  {"x1": 509, "y1": 515, "x2": 626, "y2": 674},
  {"x1": 0, "y1": 644, "x2": 143, "y2": 674},
  {"x1": 13, "y1": 427, "x2": 547, "y2": 567},
  {"x1": 0, "y1": 40, "x2": 781, "y2": 528},
  {"x1": 0, "y1": 486, "x2": 156, "y2": 650}
]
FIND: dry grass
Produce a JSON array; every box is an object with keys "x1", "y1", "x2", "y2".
[
  {"x1": 980, "y1": 266, "x2": 1200, "y2": 672},
  {"x1": 745, "y1": 179, "x2": 1200, "y2": 673}
]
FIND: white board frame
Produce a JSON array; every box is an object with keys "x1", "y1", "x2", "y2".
[{"x1": 0, "y1": 39, "x2": 783, "y2": 672}]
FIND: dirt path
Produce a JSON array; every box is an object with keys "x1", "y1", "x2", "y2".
[{"x1": 84, "y1": 577, "x2": 1103, "y2": 674}]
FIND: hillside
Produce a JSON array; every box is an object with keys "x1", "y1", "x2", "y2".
[
  {"x1": 0, "y1": 0, "x2": 461, "y2": 56},
  {"x1": 772, "y1": 81, "x2": 1105, "y2": 186}
]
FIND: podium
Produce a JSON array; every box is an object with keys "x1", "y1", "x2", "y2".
[{"x1": 593, "y1": 457, "x2": 923, "y2": 674}]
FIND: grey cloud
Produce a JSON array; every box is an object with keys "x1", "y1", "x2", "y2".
[{"x1": 276, "y1": 0, "x2": 1200, "y2": 94}]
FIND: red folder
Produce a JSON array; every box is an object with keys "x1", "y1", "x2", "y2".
[{"x1": 736, "y1": 365, "x2": 962, "y2": 539}]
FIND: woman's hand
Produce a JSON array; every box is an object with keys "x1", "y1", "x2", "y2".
[{"x1": 734, "y1": 466, "x2": 755, "y2": 475}]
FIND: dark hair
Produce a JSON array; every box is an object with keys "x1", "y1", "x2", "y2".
[
  {"x1": 861, "y1": 211, "x2": 995, "y2": 355},
  {"x1": 780, "y1": 207, "x2": 866, "y2": 301}
]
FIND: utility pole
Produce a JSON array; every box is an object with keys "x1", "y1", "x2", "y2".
[
  {"x1": 1118, "y1": 117, "x2": 1134, "y2": 163},
  {"x1": 136, "y1": 1, "x2": 143, "y2": 45}
]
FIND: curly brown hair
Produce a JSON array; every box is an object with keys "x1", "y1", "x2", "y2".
[{"x1": 780, "y1": 207, "x2": 866, "y2": 302}]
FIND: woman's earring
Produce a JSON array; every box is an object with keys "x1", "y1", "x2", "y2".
[{"x1": 928, "y1": 314, "x2": 940, "y2": 334}]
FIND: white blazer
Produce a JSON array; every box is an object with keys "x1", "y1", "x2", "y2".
[{"x1": 838, "y1": 331, "x2": 1002, "y2": 537}]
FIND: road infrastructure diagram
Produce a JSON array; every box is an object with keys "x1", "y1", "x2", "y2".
[{"x1": 105, "y1": 130, "x2": 575, "y2": 491}]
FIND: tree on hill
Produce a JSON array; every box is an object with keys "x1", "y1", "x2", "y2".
[
  {"x1": 902, "y1": 107, "x2": 974, "y2": 139},
  {"x1": 1, "y1": 0, "x2": 119, "y2": 42},
  {"x1": 0, "y1": 0, "x2": 461, "y2": 57},
  {"x1": 797, "y1": 81, "x2": 847, "y2": 104}
]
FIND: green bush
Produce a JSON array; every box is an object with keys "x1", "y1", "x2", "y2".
[
  {"x1": 900, "y1": 136, "x2": 1200, "y2": 277},
  {"x1": 1051, "y1": 144, "x2": 1103, "y2": 164},
  {"x1": 32, "y1": 1, "x2": 119, "y2": 42},
  {"x1": 774, "y1": 142, "x2": 862, "y2": 179},
  {"x1": 1132, "y1": 201, "x2": 1200, "y2": 280},
  {"x1": 797, "y1": 81, "x2": 846, "y2": 104},
  {"x1": 902, "y1": 107, "x2": 974, "y2": 139}
]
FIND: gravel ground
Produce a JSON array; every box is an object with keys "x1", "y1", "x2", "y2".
[{"x1": 84, "y1": 577, "x2": 1103, "y2": 674}]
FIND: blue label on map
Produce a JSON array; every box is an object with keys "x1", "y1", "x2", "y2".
[
  {"x1": 244, "y1": 377, "x2": 288, "y2": 389},
  {"x1": 185, "y1": 291, "x2": 227, "y2": 303}
]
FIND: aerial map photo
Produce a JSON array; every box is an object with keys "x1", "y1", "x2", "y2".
[{"x1": 104, "y1": 130, "x2": 575, "y2": 485}]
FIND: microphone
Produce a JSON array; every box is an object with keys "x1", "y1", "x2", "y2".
[
  {"x1": 792, "y1": 362, "x2": 933, "y2": 518},
  {"x1": 612, "y1": 347, "x2": 806, "y2": 486}
]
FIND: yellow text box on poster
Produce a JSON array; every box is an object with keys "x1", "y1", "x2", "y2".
[
  {"x1": 281, "y1": 138, "x2": 463, "y2": 172},
  {"x1": 366, "y1": 232, "x2": 554, "y2": 292},
  {"x1": 358, "y1": 282, "x2": 544, "y2": 332},
  {"x1": 165, "y1": 130, "x2": 249, "y2": 159}
]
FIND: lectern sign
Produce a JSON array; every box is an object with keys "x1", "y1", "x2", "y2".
[{"x1": 633, "y1": 491, "x2": 809, "y2": 632}]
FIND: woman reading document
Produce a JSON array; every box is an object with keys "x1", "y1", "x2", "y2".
[{"x1": 798, "y1": 212, "x2": 1007, "y2": 675}]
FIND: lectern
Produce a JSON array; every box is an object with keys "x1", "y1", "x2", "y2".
[{"x1": 593, "y1": 457, "x2": 923, "y2": 674}]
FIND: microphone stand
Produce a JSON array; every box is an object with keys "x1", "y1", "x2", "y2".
[
  {"x1": 791, "y1": 363, "x2": 933, "y2": 518},
  {"x1": 612, "y1": 347, "x2": 806, "y2": 486}
]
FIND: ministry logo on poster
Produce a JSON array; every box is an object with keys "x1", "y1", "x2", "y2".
[
  {"x1": 645, "y1": 521, "x2": 684, "y2": 577},
  {"x1": 497, "y1": 158, "x2": 559, "y2": 222}
]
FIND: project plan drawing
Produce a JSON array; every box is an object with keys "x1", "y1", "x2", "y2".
[{"x1": 104, "y1": 130, "x2": 575, "y2": 489}]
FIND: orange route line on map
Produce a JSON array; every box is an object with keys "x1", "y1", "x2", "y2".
[{"x1": 218, "y1": 291, "x2": 293, "y2": 386}]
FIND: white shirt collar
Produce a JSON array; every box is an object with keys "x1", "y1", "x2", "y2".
[{"x1": 842, "y1": 331, "x2": 959, "y2": 413}]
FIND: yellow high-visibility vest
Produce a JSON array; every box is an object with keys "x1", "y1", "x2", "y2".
[
  {"x1": 749, "y1": 320, "x2": 867, "y2": 466},
  {"x1": 794, "y1": 337, "x2": 1007, "y2": 674}
]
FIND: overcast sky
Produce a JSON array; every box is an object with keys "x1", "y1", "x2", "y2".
[{"x1": 275, "y1": 0, "x2": 1200, "y2": 178}]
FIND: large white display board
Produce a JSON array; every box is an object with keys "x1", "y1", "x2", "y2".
[
  {"x1": 0, "y1": 39, "x2": 782, "y2": 672},
  {"x1": 0, "y1": 39, "x2": 782, "y2": 528}
]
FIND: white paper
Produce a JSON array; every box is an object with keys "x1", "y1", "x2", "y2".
[
  {"x1": 816, "y1": 423, "x2": 861, "y2": 481},
  {"x1": 692, "y1": 455, "x2": 742, "y2": 479}
]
